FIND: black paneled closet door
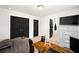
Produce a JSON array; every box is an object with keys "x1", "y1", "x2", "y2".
[
  {"x1": 10, "y1": 16, "x2": 29, "y2": 39},
  {"x1": 49, "y1": 19, "x2": 53, "y2": 38},
  {"x1": 33, "y1": 20, "x2": 39, "y2": 37}
]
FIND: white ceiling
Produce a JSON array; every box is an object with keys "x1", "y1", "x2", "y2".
[{"x1": 0, "y1": 5, "x2": 79, "y2": 17}]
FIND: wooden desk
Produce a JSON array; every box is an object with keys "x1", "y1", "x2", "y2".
[
  {"x1": 33, "y1": 41, "x2": 49, "y2": 53},
  {"x1": 50, "y1": 43, "x2": 74, "y2": 53},
  {"x1": 33, "y1": 41, "x2": 74, "y2": 53}
]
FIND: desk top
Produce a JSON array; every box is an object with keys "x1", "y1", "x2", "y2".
[{"x1": 33, "y1": 41, "x2": 74, "y2": 53}]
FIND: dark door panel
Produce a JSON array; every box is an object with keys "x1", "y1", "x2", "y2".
[
  {"x1": 49, "y1": 19, "x2": 53, "y2": 38},
  {"x1": 10, "y1": 16, "x2": 29, "y2": 39},
  {"x1": 33, "y1": 20, "x2": 39, "y2": 37}
]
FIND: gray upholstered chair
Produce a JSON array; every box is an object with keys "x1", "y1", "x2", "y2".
[
  {"x1": 0, "y1": 37, "x2": 34, "y2": 53},
  {"x1": 11, "y1": 37, "x2": 30, "y2": 53},
  {"x1": 0, "y1": 39, "x2": 11, "y2": 53}
]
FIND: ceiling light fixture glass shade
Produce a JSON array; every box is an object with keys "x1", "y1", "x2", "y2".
[
  {"x1": 37, "y1": 5, "x2": 44, "y2": 10},
  {"x1": 37, "y1": 5, "x2": 44, "y2": 8}
]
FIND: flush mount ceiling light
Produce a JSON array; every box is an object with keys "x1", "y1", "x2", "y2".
[
  {"x1": 37, "y1": 5, "x2": 44, "y2": 8},
  {"x1": 36, "y1": 5, "x2": 44, "y2": 10}
]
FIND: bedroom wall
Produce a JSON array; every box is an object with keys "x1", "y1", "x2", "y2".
[
  {"x1": 0, "y1": 8, "x2": 40, "y2": 41},
  {"x1": 40, "y1": 8, "x2": 79, "y2": 48}
]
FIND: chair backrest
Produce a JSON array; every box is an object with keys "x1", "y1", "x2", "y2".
[
  {"x1": 0, "y1": 39, "x2": 10, "y2": 49},
  {"x1": 41, "y1": 36, "x2": 45, "y2": 42},
  {"x1": 0, "y1": 39, "x2": 11, "y2": 53},
  {"x1": 11, "y1": 37, "x2": 30, "y2": 53}
]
